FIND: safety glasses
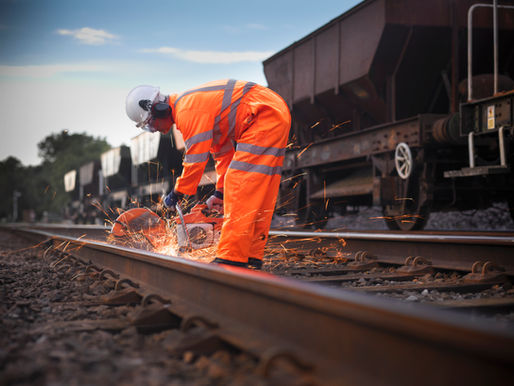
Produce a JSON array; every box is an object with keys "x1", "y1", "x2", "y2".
[{"x1": 136, "y1": 113, "x2": 156, "y2": 132}]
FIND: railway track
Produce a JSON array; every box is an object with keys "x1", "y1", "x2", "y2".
[
  {"x1": 266, "y1": 229, "x2": 514, "y2": 319},
  {"x1": 4, "y1": 223, "x2": 514, "y2": 385}
]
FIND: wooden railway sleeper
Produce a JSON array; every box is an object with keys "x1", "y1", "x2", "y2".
[
  {"x1": 131, "y1": 301, "x2": 182, "y2": 333},
  {"x1": 397, "y1": 256, "x2": 433, "y2": 274},
  {"x1": 463, "y1": 260, "x2": 507, "y2": 283},
  {"x1": 100, "y1": 274, "x2": 141, "y2": 305},
  {"x1": 101, "y1": 288, "x2": 142, "y2": 305}
]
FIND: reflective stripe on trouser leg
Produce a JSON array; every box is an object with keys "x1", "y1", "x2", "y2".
[
  {"x1": 248, "y1": 175, "x2": 281, "y2": 260},
  {"x1": 227, "y1": 149, "x2": 283, "y2": 261},
  {"x1": 216, "y1": 168, "x2": 282, "y2": 263},
  {"x1": 216, "y1": 95, "x2": 290, "y2": 264}
]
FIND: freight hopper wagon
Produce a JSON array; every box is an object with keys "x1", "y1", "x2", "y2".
[{"x1": 263, "y1": 0, "x2": 514, "y2": 230}]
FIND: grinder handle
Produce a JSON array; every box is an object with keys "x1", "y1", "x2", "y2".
[{"x1": 175, "y1": 203, "x2": 193, "y2": 252}]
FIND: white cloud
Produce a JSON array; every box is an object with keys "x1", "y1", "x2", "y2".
[
  {"x1": 0, "y1": 63, "x2": 109, "y2": 78},
  {"x1": 246, "y1": 23, "x2": 268, "y2": 30},
  {"x1": 56, "y1": 27, "x2": 118, "y2": 45},
  {"x1": 140, "y1": 46, "x2": 273, "y2": 64}
]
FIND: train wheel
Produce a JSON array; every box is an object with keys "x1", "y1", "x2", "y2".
[
  {"x1": 383, "y1": 144, "x2": 429, "y2": 231},
  {"x1": 382, "y1": 175, "x2": 430, "y2": 231},
  {"x1": 382, "y1": 200, "x2": 429, "y2": 231}
]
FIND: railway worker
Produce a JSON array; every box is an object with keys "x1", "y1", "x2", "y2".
[{"x1": 125, "y1": 80, "x2": 291, "y2": 269}]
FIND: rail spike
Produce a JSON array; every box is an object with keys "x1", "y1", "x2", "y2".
[
  {"x1": 348, "y1": 250, "x2": 378, "y2": 269},
  {"x1": 85, "y1": 264, "x2": 101, "y2": 275},
  {"x1": 463, "y1": 260, "x2": 506, "y2": 283},
  {"x1": 180, "y1": 315, "x2": 219, "y2": 332},
  {"x1": 142, "y1": 294, "x2": 171, "y2": 307},
  {"x1": 99, "y1": 269, "x2": 120, "y2": 281},
  {"x1": 114, "y1": 278, "x2": 140, "y2": 291},
  {"x1": 258, "y1": 347, "x2": 314, "y2": 378},
  {"x1": 398, "y1": 256, "x2": 433, "y2": 274}
]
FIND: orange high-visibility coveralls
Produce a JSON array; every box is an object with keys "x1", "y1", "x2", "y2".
[{"x1": 168, "y1": 79, "x2": 291, "y2": 264}]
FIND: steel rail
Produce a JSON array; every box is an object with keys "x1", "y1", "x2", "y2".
[
  {"x1": 269, "y1": 229, "x2": 514, "y2": 245},
  {"x1": 269, "y1": 229, "x2": 514, "y2": 273},
  {"x1": 9, "y1": 224, "x2": 514, "y2": 272},
  {"x1": 6, "y1": 226, "x2": 514, "y2": 386},
  {"x1": 12, "y1": 223, "x2": 514, "y2": 244}
]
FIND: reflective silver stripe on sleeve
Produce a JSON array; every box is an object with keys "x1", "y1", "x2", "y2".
[
  {"x1": 174, "y1": 84, "x2": 227, "y2": 108},
  {"x1": 236, "y1": 143, "x2": 285, "y2": 157},
  {"x1": 184, "y1": 152, "x2": 210, "y2": 163},
  {"x1": 184, "y1": 130, "x2": 213, "y2": 150},
  {"x1": 227, "y1": 82, "x2": 256, "y2": 139},
  {"x1": 228, "y1": 160, "x2": 282, "y2": 175},
  {"x1": 221, "y1": 79, "x2": 236, "y2": 113},
  {"x1": 213, "y1": 140, "x2": 234, "y2": 158},
  {"x1": 213, "y1": 79, "x2": 237, "y2": 145}
]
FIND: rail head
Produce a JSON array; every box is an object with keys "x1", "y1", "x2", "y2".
[{"x1": 6, "y1": 225, "x2": 514, "y2": 384}]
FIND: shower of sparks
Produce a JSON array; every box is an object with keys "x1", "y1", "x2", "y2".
[
  {"x1": 394, "y1": 196, "x2": 414, "y2": 202},
  {"x1": 329, "y1": 120, "x2": 351, "y2": 132},
  {"x1": 281, "y1": 172, "x2": 308, "y2": 183},
  {"x1": 105, "y1": 203, "x2": 351, "y2": 268},
  {"x1": 296, "y1": 143, "x2": 313, "y2": 159}
]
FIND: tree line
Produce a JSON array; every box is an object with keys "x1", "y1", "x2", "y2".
[{"x1": 0, "y1": 130, "x2": 110, "y2": 222}]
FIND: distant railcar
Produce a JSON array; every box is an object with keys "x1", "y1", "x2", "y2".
[
  {"x1": 263, "y1": 0, "x2": 514, "y2": 229},
  {"x1": 64, "y1": 160, "x2": 102, "y2": 224},
  {"x1": 63, "y1": 124, "x2": 220, "y2": 223},
  {"x1": 128, "y1": 127, "x2": 216, "y2": 208},
  {"x1": 129, "y1": 131, "x2": 182, "y2": 208},
  {"x1": 100, "y1": 145, "x2": 133, "y2": 220},
  {"x1": 63, "y1": 169, "x2": 81, "y2": 223}
]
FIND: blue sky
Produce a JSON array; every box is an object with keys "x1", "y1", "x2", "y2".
[{"x1": 0, "y1": 0, "x2": 361, "y2": 165}]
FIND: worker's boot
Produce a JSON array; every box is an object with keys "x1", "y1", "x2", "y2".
[
  {"x1": 212, "y1": 257, "x2": 248, "y2": 268},
  {"x1": 248, "y1": 258, "x2": 263, "y2": 270}
]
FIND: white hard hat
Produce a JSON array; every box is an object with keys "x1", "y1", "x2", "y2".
[{"x1": 125, "y1": 85, "x2": 160, "y2": 126}]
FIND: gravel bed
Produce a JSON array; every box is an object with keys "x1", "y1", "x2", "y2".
[
  {"x1": 327, "y1": 202, "x2": 514, "y2": 230},
  {"x1": 0, "y1": 230, "x2": 306, "y2": 386},
  {"x1": 272, "y1": 202, "x2": 514, "y2": 231}
]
